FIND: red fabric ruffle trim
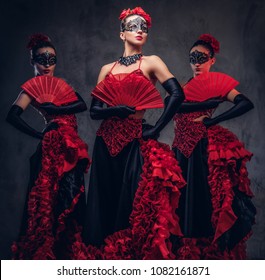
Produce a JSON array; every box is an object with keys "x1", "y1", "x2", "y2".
[
  {"x1": 12, "y1": 123, "x2": 91, "y2": 259},
  {"x1": 176, "y1": 233, "x2": 250, "y2": 260},
  {"x1": 72, "y1": 231, "x2": 104, "y2": 260},
  {"x1": 207, "y1": 125, "x2": 253, "y2": 243},
  {"x1": 50, "y1": 119, "x2": 91, "y2": 174},
  {"x1": 72, "y1": 139, "x2": 186, "y2": 259},
  {"x1": 103, "y1": 229, "x2": 134, "y2": 260},
  {"x1": 56, "y1": 185, "x2": 85, "y2": 238},
  {"x1": 129, "y1": 139, "x2": 186, "y2": 259}
]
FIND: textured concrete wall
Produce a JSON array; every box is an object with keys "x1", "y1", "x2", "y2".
[{"x1": 0, "y1": 0, "x2": 264, "y2": 259}]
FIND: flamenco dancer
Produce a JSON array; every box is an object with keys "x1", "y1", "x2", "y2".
[
  {"x1": 171, "y1": 34, "x2": 256, "y2": 259},
  {"x1": 6, "y1": 34, "x2": 91, "y2": 259},
  {"x1": 74, "y1": 7, "x2": 186, "y2": 260}
]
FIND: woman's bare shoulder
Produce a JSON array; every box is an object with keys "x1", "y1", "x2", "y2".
[
  {"x1": 143, "y1": 55, "x2": 163, "y2": 63},
  {"x1": 100, "y1": 62, "x2": 116, "y2": 73},
  {"x1": 97, "y1": 62, "x2": 116, "y2": 82}
]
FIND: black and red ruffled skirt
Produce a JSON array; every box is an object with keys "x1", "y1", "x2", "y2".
[
  {"x1": 12, "y1": 116, "x2": 91, "y2": 259},
  {"x1": 173, "y1": 124, "x2": 256, "y2": 259},
  {"x1": 73, "y1": 117, "x2": 186, "y2": 259}
]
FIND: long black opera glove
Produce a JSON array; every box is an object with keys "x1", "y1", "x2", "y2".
[
  {"x1": 203, "y1": 94, "x2": 254, "y2": 128},
  {"x1": 6, "y1": 105, "x2": 43, "y2": 139},
  {"x1": 142, "y1": 77, "x2": 185, "y2": 140},
  {"x1": 90, "y1": 98, "x2": 136, "y2": 120},
  {"x1": 38, "y1": 92, "x2": 87, "y2": 115},
  {"x1": 168, "y1": 97, "x2": 224, "y2": 113}
]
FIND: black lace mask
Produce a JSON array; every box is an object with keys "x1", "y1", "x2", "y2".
[
  {"x1": 189, "y1": 50, "x2": 210, "y2": 65},
  {"x1": 33, "y1": 51, "x2": 57, "y2": 66}
]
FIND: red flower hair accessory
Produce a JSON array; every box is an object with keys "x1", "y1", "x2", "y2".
[
  {"x1": 199, "y1": 34, "x2": 220, "y2": 54},
  {"x1": 119, "y1": 6, "x2": 152, "y2": 27},
  {"x1": 27, "y1": 33, "x2": 51, "y2": 50}
]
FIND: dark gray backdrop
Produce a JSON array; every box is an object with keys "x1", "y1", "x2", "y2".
[{"x1": 0, "y1": 0, "x2": 264, "y2": 259}]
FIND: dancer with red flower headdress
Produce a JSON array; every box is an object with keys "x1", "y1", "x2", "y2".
[
  {"x1": 6, "y1": 34, "x2": 91, "y2": 259},
  {"x1": 74, "y1": 7, "x2": 186, "y2": 260},
  {"x1": 170, "y1": 34, "x2": 256, "y2": 259}
]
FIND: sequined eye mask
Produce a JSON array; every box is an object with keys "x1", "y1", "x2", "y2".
[
  {"x1": 122, "y1": 17, "x2": 148, "y2": 33},
  {"x1": 189, "y1": 50, "x2": 210, "y2": 65},
  {"x1": 33, "y1": 51, "x2": 57, "y2": 66}
]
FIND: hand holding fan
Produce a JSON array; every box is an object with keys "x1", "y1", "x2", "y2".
[
  {"x1": 184, "y1": 72, "x2": 239, "y2": 102},
  {"x1": 91, "y1": 75, "x2": 164, "y2": 110},
  {"x1": 21, "y1": 76, "x2": 78, "y2": 106}
]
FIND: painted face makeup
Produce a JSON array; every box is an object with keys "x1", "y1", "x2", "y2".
[
  {"x1": 33, "y1": 51, "x2": 57, "y2": 66},
  {"x1": 122, "y1": 17, "x2": 148, "y2": 33},
  {"x1": 189, "y1": 50, "x2": 211, "y2": 65}
]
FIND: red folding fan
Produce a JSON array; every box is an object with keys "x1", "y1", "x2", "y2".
[
  {"x1": 184, "y1": 72, "x2": 239, "y2": 102},
  {"x1": 21, "y1": 76, "x2": 78, "y2": 106},
  {"x1": 91, "y1": 74, "x2": 164, "y2": 110}
]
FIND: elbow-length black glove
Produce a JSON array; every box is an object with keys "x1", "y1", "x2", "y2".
[
  {"x1": 38, "y1": 92, "x2": 87, "y2": 115},
  {"x1": 172, "y1": 97, "x2": 223, "y2": 113},
  {"x1": 90, "y1": 98, "x2": 135, "y2": 120},
  {"x1": 142, "y1": 77, "x2": 185, "y2": 140},
  {"x1": 203, "y1": 94, "x2": 254, "y2": 128},
  {"x1": 6, "y1": 105, "x2": 43, "y2": 139}
]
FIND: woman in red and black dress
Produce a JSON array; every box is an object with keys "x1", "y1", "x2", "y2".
[
  {"x1": 171, "y1": 34, "x2": 256, "y2": 259},
  {"x1": 76, "y1": 7, "x2": 186, "y2": 260},
  {"x1": 6, "y1": 34, "x2": 91, "y2": 259}
]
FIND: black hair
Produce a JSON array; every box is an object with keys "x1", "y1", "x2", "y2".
[
  {"x1": 27, "y1": 33, "x2": 56, "y2": 60},
  {"x1": 190, "y1": 40, "x2": 215, "y2": 58}
]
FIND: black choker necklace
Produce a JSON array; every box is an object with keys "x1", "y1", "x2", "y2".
[{"x1": 118, "y1": 53, "x2": 143, "y2": 66}]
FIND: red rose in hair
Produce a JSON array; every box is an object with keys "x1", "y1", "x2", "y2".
[
  {"x1": 119, "y1": 6, "x2": 152, "y2": 27},
  {"x1": 199, "y1": 34, "x2": 220, "y2": 54},
  {"x1": 119, "y1": 8, "x2": 131, "y2": 20},
  {"x1": 27, "y1": 33, "x2": 50, "y2": 50}
]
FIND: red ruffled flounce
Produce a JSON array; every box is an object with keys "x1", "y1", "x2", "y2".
[
  {"x1": 207, "y1": 125, "x2": 253, "y2": 242},
  {"x1": 12, "y1": 123, "x2": 91, "y2": 259},
  {"x1": 175, "y1": 233, "x2": 250, "y2": 260},
  {"x1": 175, "y1": 125, "x2": 254, "y2": 260},
  {"x1": 72, "y1": 139, "x2": 186, "y2": 259}
]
